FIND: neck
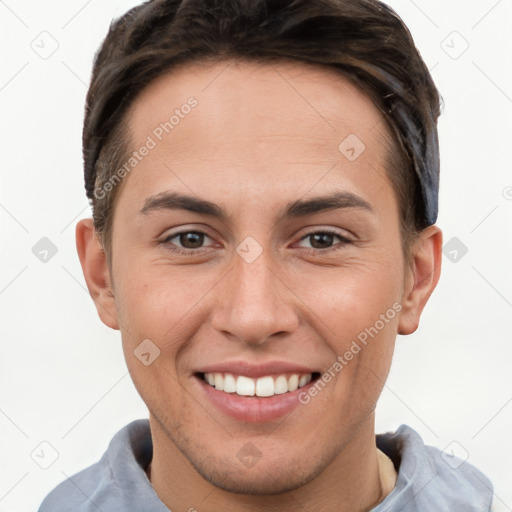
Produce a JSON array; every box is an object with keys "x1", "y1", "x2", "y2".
[{"x1": 147, "y1": 414, "x2": 387, "y2": 512}]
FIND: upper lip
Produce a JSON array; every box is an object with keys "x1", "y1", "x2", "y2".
[{"x1": 195, "y1": 360, "x2": 319, "y2": 378}]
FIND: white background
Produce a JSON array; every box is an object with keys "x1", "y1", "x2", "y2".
[{"x1": 1, "y1": 0, "x2": 511, "y2": 510}]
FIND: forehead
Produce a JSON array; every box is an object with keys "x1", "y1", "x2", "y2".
[
  {"x1": 126, "y1": 58, "x2": 388, "y2": 148},
  {"x1": 119, "y1": 58, "x2": 396, "y2": 216}
]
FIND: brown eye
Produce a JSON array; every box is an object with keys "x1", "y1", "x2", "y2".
[
  {"x1": 160, "y1": 230, "x2": 215, "y2": 255},
  {"x1": 308, "y1": 232, "x2": 336, "y2": 249},
  {"x1": 296, "y1": 230, "x2": 352, "y2": 256},
  {"x1": 176, "y1": 231, "x2": 206, "y2": 249}
]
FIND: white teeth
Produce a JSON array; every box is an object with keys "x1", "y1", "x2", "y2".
[
  {"x1": 236, "y1": 375, "x2": 255, "y2": 396},
  {"x1": 274, "y1": 375, "x2": 288, "y2": 394},
  {"x1": 298, "y1": 374, "x2": 312, "y2": 387},
  {"x1": 288, "y1": 374, "x2": 299, "y2": 391},
  {"x1": 256, "y1": 376, "x2": 274, "y2": 397},
  {"x1": 223, "y1": 373, "x2": 237, "y2": 393},
  {"x1": 214, "y1": 373, "x2": 224, "y2": 391},
  {"x1": 203, "y1": 372, "x2": 314, "y2": 397}
]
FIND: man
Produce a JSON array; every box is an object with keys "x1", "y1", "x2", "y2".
[{"x1": 39, "y1": 0, "x2": 495, "y2": 510}]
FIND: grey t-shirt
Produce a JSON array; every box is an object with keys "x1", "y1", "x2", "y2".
[{"x1": 38, "y1": 419, "x2": 495, "y2": 511}]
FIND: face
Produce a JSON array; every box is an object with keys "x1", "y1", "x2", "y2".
[{"x1": 81, "y1": 59, "x2": 434, "y2": 495}]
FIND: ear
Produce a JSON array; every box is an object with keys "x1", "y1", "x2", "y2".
[
  {"x1": 76, "y1": 218, "x2": 120, "y2": 330},
  {"x1": 398, "y1": 225, "x2": 442, "y2": 335}
]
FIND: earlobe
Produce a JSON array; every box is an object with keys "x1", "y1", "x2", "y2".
[
  {"x1": 76, "y1": 218, "x2": 120, "y2": 330},
  {"x1": 397, "y1": 225, "x2": 443, "y2": 335}
]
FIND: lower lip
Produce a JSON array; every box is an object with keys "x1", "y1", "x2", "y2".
[{"x1": 195, "y1": 375, "x2": 317, "y2": 423}]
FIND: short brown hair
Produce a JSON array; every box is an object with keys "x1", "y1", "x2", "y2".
[{"x1": 83, "y1": 0, "x2": 442, "y2": 265}]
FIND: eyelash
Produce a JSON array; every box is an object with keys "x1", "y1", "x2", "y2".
[{"x1": 159, "y1": 229, "x2": 352, "y2": 257}]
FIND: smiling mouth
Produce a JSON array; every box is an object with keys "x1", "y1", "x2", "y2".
[{"x1": 196, "y1": 372, "x2": 321, "y2": 398}]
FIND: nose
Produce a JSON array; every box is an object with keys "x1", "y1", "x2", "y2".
[{"x1": 211, "y1": 244, "x2": 299, "y2": 346}]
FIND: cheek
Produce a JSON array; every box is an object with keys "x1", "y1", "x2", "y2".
[
  {"x1": 306, "y1": 256, "x2": 402, "y2": 395},
  {"x1": 113, "y1": 261, "x2": 223, "y2": 362},
  {"x1": 298, "y1": 251, "x2": 403, "y2": 326},
  {"x1": 113, "y1": 265, "x2": 201, "y2": 416}
]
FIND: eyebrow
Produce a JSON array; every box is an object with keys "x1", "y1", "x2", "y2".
[{"x1": 138, "y1": 190, "x2": 374, "y2": 222}]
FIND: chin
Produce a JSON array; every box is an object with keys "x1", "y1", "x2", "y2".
[{"x1": 191, "y1": 456, "x2": 321, "y2": 496}]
